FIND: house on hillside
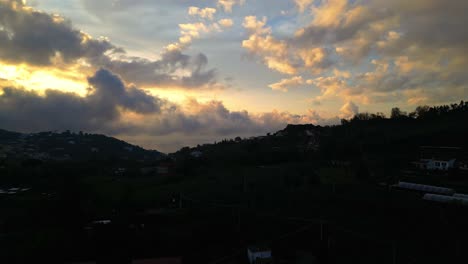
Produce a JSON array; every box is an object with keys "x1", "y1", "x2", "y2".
[
  {"x1": 414, "y1": 146, "x2": 460, "y2": 171},
  {"x1": 91, "y1": 147, "x2": 99, "y2": 153},
  {"x1": 190, "y1": 150, "x2": 203, "y2": 158},
  {"x1": 114, "y1": 167, "x2": 127, "y2": 176},
  {"x1": 141, "y1": 160, "x2": 175, "y2": 177},
  {"x1": 458, "y1": 159, "x2": 468, "y2": 172},
  {"x1": 424, "y1": 159, "x2": 456, "y2": 171},
  {"x1": 156, "y1": 161, "x2": 175, "y2": 177}
]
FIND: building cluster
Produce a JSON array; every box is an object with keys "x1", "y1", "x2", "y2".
[
  {"x1": 139, "y1": 160, "x2": 176, "y2": 178},
  {"x1": 0, "y1": 130, "x2": 164, "y2": 163},
  {"x1": 412, "y1": 146, "x2": 468, "y2": 172},
  {"x1": 0, "y1": 132, "x2": 81, "y2": 161}
]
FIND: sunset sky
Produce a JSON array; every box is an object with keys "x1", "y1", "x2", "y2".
[{"x1": 1, "y1": 0, "x2": 467, "y2": 152}]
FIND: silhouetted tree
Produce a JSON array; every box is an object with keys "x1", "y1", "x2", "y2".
[
  {"x1": 391, "y1": 107, "x2": 407, "y2": 119},
  {"x1": 415, "y1": 105, "x2": 431, "y2": 119}
]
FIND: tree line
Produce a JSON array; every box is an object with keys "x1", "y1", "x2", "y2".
[{"x1": 342, "y1": 100, "x2": 468, "y2": 124}]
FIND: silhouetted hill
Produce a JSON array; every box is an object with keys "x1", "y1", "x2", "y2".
[
  {"x1": 0, "y1": 129, "x2": 163, "y2": 161},
  {"x1": 172, "y1": 100, "x2": 468, "y2": 177}
]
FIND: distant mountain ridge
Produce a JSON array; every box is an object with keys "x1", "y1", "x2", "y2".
[
  {"x1": 2, "y1": 100, "x2": 467, "y2": 164},
  {"x1": 0, "y1": 129, "x2": 163, "y2": 161}
]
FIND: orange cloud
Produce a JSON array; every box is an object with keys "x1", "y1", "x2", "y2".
[{"x1": 269, "y1": 76, "x2": 305, "y2": 92}]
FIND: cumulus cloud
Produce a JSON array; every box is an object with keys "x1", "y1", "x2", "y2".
[
  {"x1": 339, "y1": 101, "x2": 359, "y2": 119},
  {"x1": 310, "y1": 76, "x2": 347, "y2": 98},
  {"x1": 0, "y1": 68, "x2": 336, "y2": 151},
  {"x1": 295, "y1": 0, "x2": 313, "y2": 13},
  {"x1": 269, "y1": 76, "x2": 305, "y2": 92},
  {"x1": 153, "y1": 100, "x2": 336, "y2": 136},
  {"x1": 165, "y1": 5, "x2": 235, "y2": 52},
  {"x1": 242, "y1": 16, "x2": 333, "y2": 76},
  {"x1": 188, "y1": 6, "x2": 217, "y2": 20},
  {"x1": 0, "y1": 0, "x2": 119, "y2": 66},
  {"x1": 324, "y1": 0, "x2": 467, "y2": 103},
  {"x1": 0, "y1": 0, "x2": 219, "y2": 89},
  {"x1": 240, "y1": 0, "x2": 468, "y2": 105},
  {"x1": 0, "y1": 68, "x2": 163, "y2": 132},
  {"x1": 242, "y1": 16, "x2": 298, "y2": 75},
  {"x1": 218, "y1": 18, "x2": 234, "y2": 28},
  {"x1": 217, "y1": 0, "x2": 245, "y2": 13}
]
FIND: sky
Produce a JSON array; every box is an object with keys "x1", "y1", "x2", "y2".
[{"x1": 0, "y1": 0, "x2": 467, "y2": 152}]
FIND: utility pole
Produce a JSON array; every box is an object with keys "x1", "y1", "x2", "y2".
[
  {"x1": 237, "y1": 207, "x2": 241, "y2": 232},
  {"x1": 320, "y1": 221, "x2": 324, "y2": 241},
  {"x1": 243, "y1": 173, "x2": 247, "y2": 193},
  {"x1": 179, "y1": 192, "x2": 183, "y2": 209}
]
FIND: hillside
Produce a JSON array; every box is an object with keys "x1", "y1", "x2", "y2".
[
  {"x1": 172, "y1": 101, "x2": 468, "y2": 182},
  {"x1": 1, "y1": 101, "x2": 468, "y2": 263},
  {"x1": 0, "y1": 129, "x2": 163, "y2": 161}
]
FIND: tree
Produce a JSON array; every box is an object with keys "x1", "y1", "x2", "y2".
[
  {"x1": 391, "y1": 107, "x2": 407, "y2": 119},
  {"x1": 415, "y1": 105, "x2": 430, "y2": 119}
]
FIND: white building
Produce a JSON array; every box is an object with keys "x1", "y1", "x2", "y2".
[
  {"x1": 190, "y1": 150, "x2": 203, "y2": 158},
  {"x1": 92, "y1": 220, "x2": 111, "y2": 225},
  {"x1": 421, "y1": 158, "x2": 456, "y2": 170},
  {"x1": 417, "y1": 146, "x2": 460, "y2": 171},
  {"x1": 459, "y1": 161, "x2": 468, "y2": 171},
  {"x1": 247, "y1": 246, "x2": 272, "y2": 264},
  {"x1": 91, "y1": 147, "x2": 99, "y2": 153}
]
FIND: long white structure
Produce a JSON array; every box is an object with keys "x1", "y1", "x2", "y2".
[
  {"x1": 423, "y1": 194, "x2": 468, "y2": 206},
  {"x1": 396, "y1": 182, "x2": 455, "y2": 195},
  {"x1": 453, "y1": 193, "x2": 468, "y2": 199}
]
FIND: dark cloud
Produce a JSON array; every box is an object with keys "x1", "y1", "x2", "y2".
[
  {"x1": 287, "y1": 0, "x2": 468, "y2": 105},
  {"x1": 294, "y1": 0, "x2": 468, "y2": 62},
  {"x1": 0, "y1": 67, "x2": 257, "y2": 136},
  {"x1": 87, "y1": 69, "x2": 161, "y2": 114},
  {"x1": 0, "y1": 67, "x2": 334, "y2": 150},
  {"x1": 0, "y1": 0, "x2": 218, "y2": 88},
  {"x1": 386, "y1": 0, "x2": 468, "y2": 49},
  {"x1": 93, "y1": 51, "x2": 217, "y2": 88},
  {"x1": 143, "y1": 99, "x2": 335, "y2": 137},
  {"x1": 0, "y1": 0, "x2": 118, "y2": 65},
  {"x1": 0, "y1": 68, "x2": 163, "y2": 132}
]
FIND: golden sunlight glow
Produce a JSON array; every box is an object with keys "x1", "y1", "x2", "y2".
[
  {"x1": 147, "y1": 88, "x2": 216, "y2": 104},
  {"x1": 0, "y1": 63, "x2": 89, "y2": 95},
  {"x1": 51, "y1": 14, "x2": 65, "y2": 24},
  {"x1": 146, "y1": 87, "x2": 280, "y2": 114}
]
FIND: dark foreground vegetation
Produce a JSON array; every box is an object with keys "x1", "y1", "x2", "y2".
[{"x1": 0, "y1": 101, "x2": 468, "y2": 263}]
